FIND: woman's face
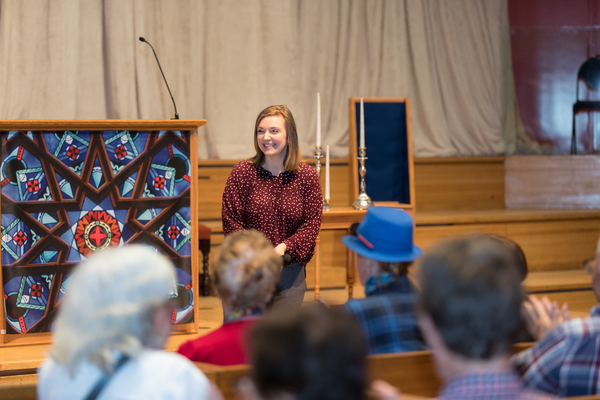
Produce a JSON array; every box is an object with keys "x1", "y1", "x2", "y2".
[{"x1": 256, "y1": 115, "x2": 287, "y2": 161}]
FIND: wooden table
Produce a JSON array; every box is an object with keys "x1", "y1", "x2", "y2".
[{"x1": 315, "y1": 207, "x2": 367, "y2": 299}]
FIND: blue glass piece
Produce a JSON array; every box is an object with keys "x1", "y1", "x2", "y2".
[
  {"x1": 137, "y1": 207, "x2": 163, "y2": 224},
  {"x1": 89, "y1": 157, "x2": 105, "y2": 189},
  {"x1": 119, "y1": 171, "x2": 138, "y2": 197},
  {"x1": 55, "y1": 173, "x2": 74, "y2": 199}
]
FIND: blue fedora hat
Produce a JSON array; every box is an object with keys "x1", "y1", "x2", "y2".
[{"x1": 342, "y1": 207, "x2": 422, "y2": 262}]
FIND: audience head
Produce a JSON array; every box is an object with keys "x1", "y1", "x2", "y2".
[
  {"x1": 50, "y1": 245, "x2": 177, "y2": 374},
  {"x1": 214, "y1": 230, "x2": 281, "y2": 314},
  {"x1": 250, "y1": 104, "x2": 301, "y2": 171},
  {"x1": 485, "y1": 234, "x2": 528, "y2": 282},
  {"x1": 417, "y1": 236, "x2": 524, "y2": 378},
  {"x1": 246, "y1": 304, "x2": 368, "y2": 400},
  {"x1": 342, "y1": 207, "x2": 422, "y2": 285}
]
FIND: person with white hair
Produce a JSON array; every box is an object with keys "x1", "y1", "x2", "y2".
[{"x1": 37, "y1": 245, "x2": 211, "y2": 400}]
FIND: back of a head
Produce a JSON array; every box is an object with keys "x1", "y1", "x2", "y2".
[
  {"x1": 418, "y1": 236, "x2": 524, "y2": 360},
  {"x1": 248, "y1": 304, "x2": 368, "y2": 400},
  {"x1": 484, "y1": 234, "x2": 528, "y2": 282},
  {"x1": 51, "y1": 245, "x2": 176, "y2": 372},
  {"x1": 215, "y1": 230, "x2": 281, "y2": 311}
]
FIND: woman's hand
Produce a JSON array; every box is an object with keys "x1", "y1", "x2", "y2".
[{"x1": 274, "y1": 243, "x2": 287, "y2": 257}]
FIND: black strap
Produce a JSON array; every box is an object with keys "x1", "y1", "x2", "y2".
[{"x1": 85, "y1": 355, "x2": 130, "y2": 400}]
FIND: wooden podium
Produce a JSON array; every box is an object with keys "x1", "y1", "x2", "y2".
[{"x1": 0, "y1": 120, "x2": 205, "y2": 342}]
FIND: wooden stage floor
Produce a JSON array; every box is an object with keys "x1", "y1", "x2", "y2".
[{"x1": 0, "y1": 287, "x2": 364, "y2": 377}]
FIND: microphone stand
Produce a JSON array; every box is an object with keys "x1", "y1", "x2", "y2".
[{"x1": 139, "y1": 37, "x2": 179, "y2": 120}]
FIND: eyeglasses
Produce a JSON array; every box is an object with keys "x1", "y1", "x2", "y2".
[{"x1": 583, "y1": 255, "x2": 600, "y2": 274}]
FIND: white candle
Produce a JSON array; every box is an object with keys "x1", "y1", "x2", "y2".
[
  {"x1": 325, "y1": 144, "x2": 330, "y2": 200},
  {"x1": 316, "y1": 93, "x2": 321, "y2": 147},
  {"x1": 359, "y1": 97, "x2": 365, "y2": 148}
]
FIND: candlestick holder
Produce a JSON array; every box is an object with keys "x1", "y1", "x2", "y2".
[
  {"x1": 352, "y1": 147, "x2": 373, "y2": 210},
  {"x1": 314, "y1": 145, "x2": 322, "y2": 179},
  {"x1": 314, "y1": 146, "x2": 330, "y2": 211}
]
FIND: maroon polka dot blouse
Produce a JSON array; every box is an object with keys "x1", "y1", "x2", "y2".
[{"x1": 222, "y1": 160, "x2": 323, "y2": 267}]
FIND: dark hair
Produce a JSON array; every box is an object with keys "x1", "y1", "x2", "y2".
[
  {"x1": 484, "y1": 234, "x2": 528, "y2": 282},
  {"x1": 248, "y1": 304, "x2": 368, "y2": 400},
  {"x1": 418, "y1": 236, "x2": 524, "y2": 359},
  {"x1": 249, "y1": 105, "x2": 302, "y2": 172}
]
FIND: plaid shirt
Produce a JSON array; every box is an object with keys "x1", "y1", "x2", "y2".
[
  {"x1": 512, "y1": 304, "x2": 600, "y2": 397},
  {"x1": 436, "y1": 371, "x2": 556, "y2": 400},
  {"x1": 342, "y1": 273, "x2": 426, "y2": 354}
]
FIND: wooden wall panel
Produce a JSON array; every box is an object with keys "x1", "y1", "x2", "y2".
[
  {"x1": 529, "y1": 290, "x2": 596, "y2": 314},
  {"x1": 414, "y1": 157, "x2": 505, "y2": 211},
  {"x1": 506, "y1": 219, "x2": 600, "y2": 271},
  {"x1": 198, "y1": 165, "x2": 233, "y2": 221},
  {"x1": 306, "y1": 230, "x2": 348, "y2": 289},
  {"x1": 505, "y1": 155, "x2": 600, "y2": 209},
  {"x1": 199, "y1": 156, "x2": 507, "y2": 216},
  {"x1": 414, "y1": 223, "x2": 508, "y2": 250},
  {"x1": 415, "y1": 219, "x2": 599, "y2": 273}
]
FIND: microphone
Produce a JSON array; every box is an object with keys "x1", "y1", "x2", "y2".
[{"x1": 138, "y1": 37, "x2": 179, "y2": 119}]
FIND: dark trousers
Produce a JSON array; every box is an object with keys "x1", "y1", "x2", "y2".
[{"x1": 271, "y1": 263, "x2": 306, "y2": 309}]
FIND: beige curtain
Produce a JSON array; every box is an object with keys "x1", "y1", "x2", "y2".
[{"x1": 0, "y1": 0, "x2": 526, "y2": 158}]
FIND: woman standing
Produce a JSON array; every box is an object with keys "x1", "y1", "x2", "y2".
[{"x1": 222, "y1": 105, "x2": 323, "y2": 308}]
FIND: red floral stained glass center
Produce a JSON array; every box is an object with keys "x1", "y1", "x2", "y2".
[{"x1": 74, "y1": 211, "x2": 121, "y2": 256}]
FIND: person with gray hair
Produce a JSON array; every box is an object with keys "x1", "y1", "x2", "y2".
[
  {"x1": 37, "y1": 245, "x2": 211, "y2": 400},
  {"x1": 178, "y1": 230, "x2": 281, "y2": 365},
  {"x1": 416, "y1": 236, "x2": 554, "y2": 400}
]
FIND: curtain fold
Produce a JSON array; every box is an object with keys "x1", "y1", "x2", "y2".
[{"x1": 0, "y1": 0, "x2": 528, "y2": 158}]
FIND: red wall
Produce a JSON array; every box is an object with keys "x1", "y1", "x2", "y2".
[{"x1": 509, "y1": 0, "x2": 600, "y2": 153}]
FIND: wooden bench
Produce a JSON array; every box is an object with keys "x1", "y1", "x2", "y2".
[
  {"x1": 0, "y1": 374, "x2": 37, "y2": 400},
  {"x1": 191, "y1": 344, "x2": 535, "y2": 400},
  {"x1": 1, "y1": 343, "x2": 576, "y2": 400},
  {"x1": 194, "y1": 352, "x2": 441, "y2": 399},
  {"x1": 0, "y1": 351, "x2": 441, "y2": 399}
]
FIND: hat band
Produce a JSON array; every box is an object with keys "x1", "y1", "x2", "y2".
[
  {"x1": 357, "y1": 234, "x2": 374, "y2": 249},
  {"x1": 359, "y1": 232, "x2": 414, "y2": 253}
]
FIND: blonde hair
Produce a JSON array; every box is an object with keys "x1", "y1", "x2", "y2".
[
  {"x1": 50, "y1": 245, "x2": 176, "y2": 374},
  {"x1": 249, "y1": 105, "x2": 302, "y2": 172},
  {"x1": 215, "y1": 230, "x2": 281, "y2": 311}
]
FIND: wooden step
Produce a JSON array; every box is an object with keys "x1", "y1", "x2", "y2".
[
  {"x1": 415, "y1": 209, "x2": 600, "y2": 273},
  {"x1": 524, "y1": 270, "x2": 591, "y2": 293},
  {"x1": 522, "y1": 270, "x2": 597, "y2": 314},
  {"x1": 416, "y1": 208, "x2": 600, "y2": 225}
]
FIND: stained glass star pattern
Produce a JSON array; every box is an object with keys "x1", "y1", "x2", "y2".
[{"x1": 1, "y1": 130, "x2": 194, "y2": 333}]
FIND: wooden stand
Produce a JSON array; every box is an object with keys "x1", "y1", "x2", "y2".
[
  {"x1": 0, "y1": 120, "x2": 205, "y2": 344},
  {"x1": 349, "y1": 98, "x2": 416, "y2": 215}
]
